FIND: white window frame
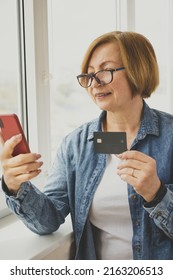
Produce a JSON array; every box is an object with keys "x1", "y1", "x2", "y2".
[
  {"x1": 23, "y1": 0, "x2": 51, "y2": 177},
  {"x1": 0, "y1": 0, "x2": 29, "y2": 218},
  {"x1": 0, "y1": 0, "x2": 51, "y2": 218},
  {"x1": 115, "y1": 0, "x2": 173, "y2": 113},
  {"x1": 115, "y1": 0, "x2": 135, "y2": 30}
]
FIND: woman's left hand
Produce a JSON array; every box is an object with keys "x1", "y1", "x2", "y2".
[{"x1": 116, "y1": 150, "x2": 161, "y2": 202}]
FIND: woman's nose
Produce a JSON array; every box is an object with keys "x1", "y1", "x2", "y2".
[{"x1": 91, "y1": 76, "x2": 101, "y2": 88}]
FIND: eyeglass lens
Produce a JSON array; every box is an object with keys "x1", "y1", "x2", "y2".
[{"x1": 78, "y1": 70, "x2": 112, "y2": 88}]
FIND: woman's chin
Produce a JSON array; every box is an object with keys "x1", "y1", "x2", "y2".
[{"x1": 96, "y1": 102, "x2": 114, "y2": 111}]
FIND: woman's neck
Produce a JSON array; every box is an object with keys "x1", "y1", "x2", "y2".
[{"x1": 103, "y1": 97, "x2": 143, "y2": 149}]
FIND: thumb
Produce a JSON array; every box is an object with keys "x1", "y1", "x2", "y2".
[{"x1": 1, "y1": 134, "x2": 23, "y2": 159}]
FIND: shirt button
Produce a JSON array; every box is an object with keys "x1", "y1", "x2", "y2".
[
  {"x1": 134, "y1": 245, "x2": 141, "y2": 252},
  {"x1": 135, "y1": 220, "x2": 140, "y2": 226},
  {"x1": 156, "y1": 211, "x2": 163, "y2": 217},
  {"x1": 131, "y1": 194, "x2": 137, "y2": 200}
]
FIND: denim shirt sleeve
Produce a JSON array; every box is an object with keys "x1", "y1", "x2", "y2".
[
  {"x1": 144, "y1": 187, "x2": 173, "y2": 239},
  {"x1": 2, "y1": 140, "x2": 70, "y2": 235}
]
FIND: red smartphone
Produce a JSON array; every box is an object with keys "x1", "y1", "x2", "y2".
[{"x1": 0, "y1": 114, "x2": 30, "y2": 156}]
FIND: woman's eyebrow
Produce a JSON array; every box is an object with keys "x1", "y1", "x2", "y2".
[
  {"x1": 88, "y1": 60, "x2": 119, "y2": 71},
  {"x1": 99, "y1": 60, "x2": 119, "y2": 67}
]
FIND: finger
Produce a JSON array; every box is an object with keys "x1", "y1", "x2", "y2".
[
  {"x1": 118, "y1": 173, "x2": 138, "y2": 187},
  {"x1": 17, "y1": 169, "x2": 42, "y2": 182},
  {"x1": 8, "y1": 161, "x2": 43, "y2": 176},
  {"x1": 117, "y1": 159, "x2": 144, "y2": 171},
  {"x1": 117, "y1": 167, "x2": 133, "y2": 176},
  {"x1": 2, "y1": 134, "x2": 23, "y2": 159},
  {"x1": 117, "y1": 167, "x2": 140, "y2": 178},
  {"x1": 7, "y1": 169, "x2": 42, "y2": 188},
  {"x1": 116, "y1": 150, "x2": 150, "y2": 162},
  {"x1": 4, "y1": 153, "x2": 41, "y2": 168}
]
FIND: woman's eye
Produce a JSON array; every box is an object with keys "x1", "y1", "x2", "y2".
[{"x1": 87, "y1": 72, "x2": 94, "y2": 75}]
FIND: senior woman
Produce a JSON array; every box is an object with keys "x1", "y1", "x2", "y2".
[{"x1": 1, "y1": 31, "x2": 173, "y2": 260}]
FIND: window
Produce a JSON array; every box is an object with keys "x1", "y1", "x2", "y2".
[
  {"x1": 0, "y1": 0, "x2": 23, "y2": 217},
  {"x1": 48, "y1": 0, "x2": 117, "y2": 159},
  {"x1": 0, "y1": 0, "x2": 51, "y2": 218},
  {"x1": 108, "y1": 0, "x2": 173, "y2": 114},
  {"x1": 134, "y1": 0, "x2": 173, "y2": 113},
  {"x1": 0, "y1": 0, "x2": 21, "y2": 116}
]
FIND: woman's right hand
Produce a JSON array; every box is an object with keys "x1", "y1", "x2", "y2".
[{"x1": 0, "y1": 134, "x2": 43, "y2": 194}]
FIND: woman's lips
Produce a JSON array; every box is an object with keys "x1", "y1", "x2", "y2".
[{"x1": 95, "y1": 92, "x2": 111, "y2": 98}]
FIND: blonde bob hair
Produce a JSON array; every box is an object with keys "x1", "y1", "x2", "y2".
[{"x1": 81, "y1": 31, "x2": 159, "y2": 98}]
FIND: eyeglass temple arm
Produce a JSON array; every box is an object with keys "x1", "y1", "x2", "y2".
[{"x1": 116, "y1": 67, "x2": 125, "y2": 71}]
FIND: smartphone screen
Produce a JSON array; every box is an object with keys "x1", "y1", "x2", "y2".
[{"x1": 0, "y1": 114, "x2": 30, "y2": 156}]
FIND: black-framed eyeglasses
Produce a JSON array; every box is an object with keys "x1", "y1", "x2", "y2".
[{"x1": 76, "y1": 67, "x2": 125, "y2": 88}]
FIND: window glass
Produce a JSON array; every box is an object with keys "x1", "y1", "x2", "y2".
[
  {"x1": 48, "y1": 0, "x2": 116, "y2": 159},
  {"x1": 135, "y1": 0, "x2": 171, "y2": 112},
  {"x1": 0, "y1": 0, "x2": 20, "y2": 115}
]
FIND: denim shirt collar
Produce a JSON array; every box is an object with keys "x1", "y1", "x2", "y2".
[
  {"x1": 87, "y1": 100, "x2": 159, "y2": 142},
  {"x1": 137, "y1": 100, "x2": 159, "y2": 139},
  {"x1": 87, "y1": 111, "x2": 105, "y2": 141}
]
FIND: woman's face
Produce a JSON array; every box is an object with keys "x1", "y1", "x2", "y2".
[{"x1": 87, "y1": 42, "x2": 137, "y2": 112}]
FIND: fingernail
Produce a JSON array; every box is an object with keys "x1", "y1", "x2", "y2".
[
  {"x1": 115, "y1": 154, "x2": 122, "y2": 158},
  {"x1": 36, "y1": 153, "x2": 41, "y2": 159}
]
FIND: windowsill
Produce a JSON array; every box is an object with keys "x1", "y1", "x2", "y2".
[{"x1": 0, "y1": 213, "x2": 73, "y2": 260}]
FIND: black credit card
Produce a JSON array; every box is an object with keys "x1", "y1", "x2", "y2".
[{"x1": 93, "y1": 132, "x2": 127, "y2": 154}]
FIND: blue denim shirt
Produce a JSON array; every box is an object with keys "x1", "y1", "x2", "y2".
[{"x1": 3, "y1": 101, "x2": 173, "y2": 259}]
